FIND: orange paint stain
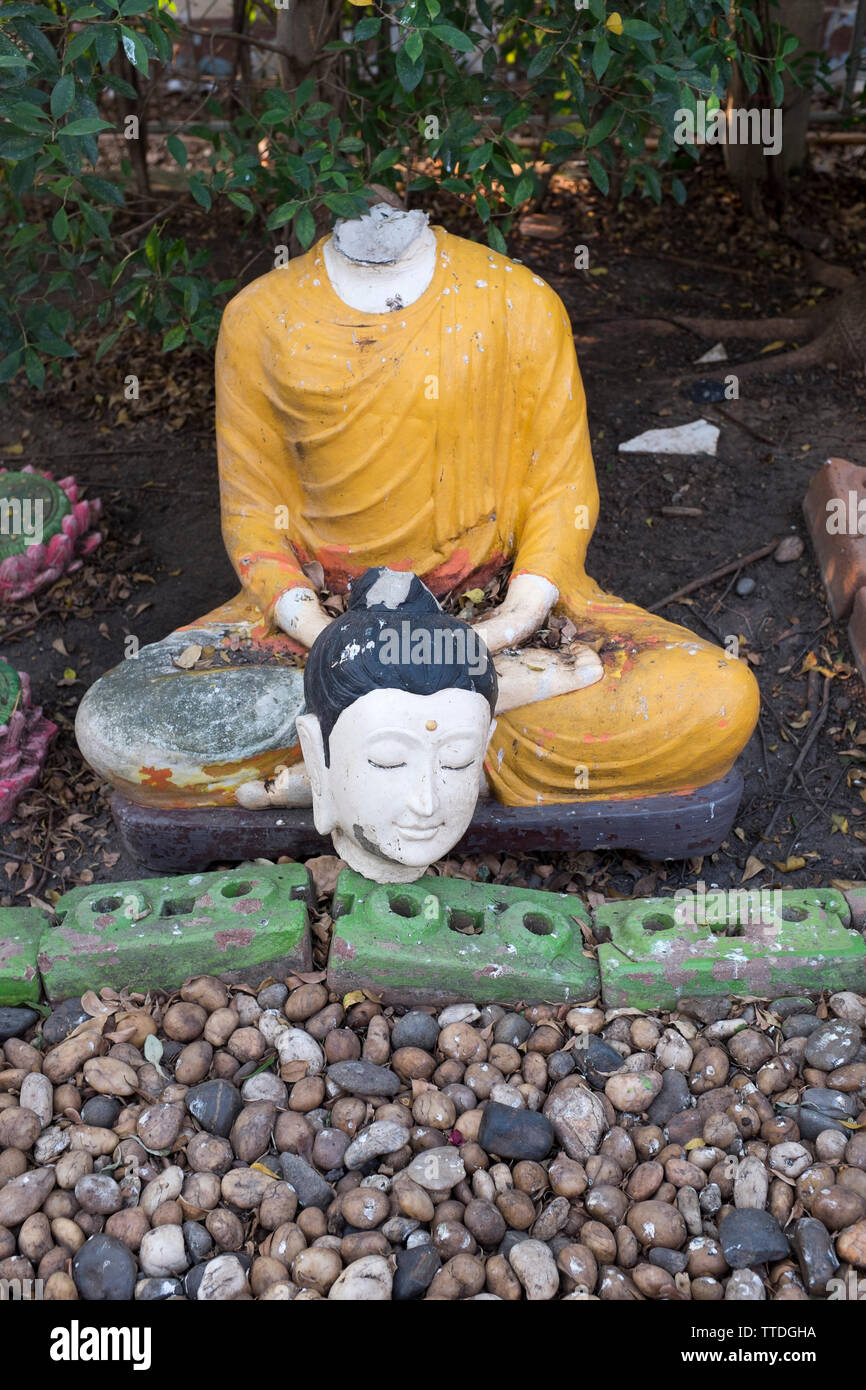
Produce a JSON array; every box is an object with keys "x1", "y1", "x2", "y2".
[{"x1": 139, "y1": 766, "x2": 174, "y2": 790}]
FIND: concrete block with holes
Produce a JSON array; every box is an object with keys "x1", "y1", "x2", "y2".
[
  {"x1": 597, "y1": 887, "x2": 866, "y2": 1010},
  {"x1": 327, "y1": 868, "x2": 598, "y2": 1007},
  {"x1": 37, "y1": 863, "x2": 312, "y2": 1001},
  {"x1": 0, "y1": 907, "x2": 47, "y2": 1006}
]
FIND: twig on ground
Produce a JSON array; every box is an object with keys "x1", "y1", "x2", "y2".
[{"x1": 650, "y1": 541, "x2": 779, "y2": 611}]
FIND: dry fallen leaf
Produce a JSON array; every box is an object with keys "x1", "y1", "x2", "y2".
[
  {"x1": 771, "y1": 856, "x2": 806, "y2": 873},
  {"x1": 173, "y1": 644, "x2": 203, "y2": 670},
  {"x1": 741, "y1": 855, "x2": 766, "y2": 883}
]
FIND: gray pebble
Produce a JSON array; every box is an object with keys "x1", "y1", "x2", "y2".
[
  {"x1": 73, "y1": 1234, "x2": 138, "y2": 1301},
  {"x1": 735, "y1": 576, "x2": 756, "y2": 597},
  {"x1": 493, "y1": 1013, "x2": 531, "y2": 1047},
  {"x1": 41, "y1": 999, "x2": 87, "y2": 1044},
  {"x1": 782, "y1": 1013, "x2": 821, "y2": 1040},
  {"x1": 391, "y1": 1011, "x2": 440, "y2": 1052},
  {"x1": 327, "y1": 1060, "x2": 401, "y2": 1097},
  {"x1": 257, "y1": 984, "x2": 289, "y2": 1010},
  {"x1": 647, "y1": 1068, "x2": 691, "y2": 1127},
  {"x1": 279, "y1": 1153, "x2": 335, "y2": 1210},
  {"x1": 81, "y1": 1096, "x2": 123, "y2": 1129},
  {"x1": 0, "y1": 1006, "x2": 39, "y2": 1042},
  {"x1": 804, "y1": 1019, "x2": 861, "y2": 1071}
]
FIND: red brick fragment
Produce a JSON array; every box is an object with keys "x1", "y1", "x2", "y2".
[{"x1": 803, "y1": 457, "x2": 866, "y2": 622}]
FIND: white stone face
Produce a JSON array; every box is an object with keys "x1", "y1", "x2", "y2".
[{"x1": 298, "y1": 687, "x2": 490, "y2": 883}]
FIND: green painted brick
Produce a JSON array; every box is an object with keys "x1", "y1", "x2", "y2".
[
  {"x1": 38, "y1": 863, "x2": 312, "y2": 1001},
  {"x1": 328, "y1": 869, "x2": 599, "y2": 1007},
  {"x1": 0, "y1": 907, "x2": 48, "y2": 1005},
  {"x1": 597, "y1": 888, "x2": 866, "y2": 1010}
]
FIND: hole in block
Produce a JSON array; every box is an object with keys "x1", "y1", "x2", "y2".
[
  {"x1": 221, "y1": 880, "x2": 253, "y2": 898},
  {"x1": 389, "y1": 894, "x2": 421, "y2": 919},
  {"x1": 448, "y1": 908, "x2": 483, "y2": 935},
  {"x1": 160, "y1": 898, "x2": 196, "y2": 917},
  {"x1": 781, "y1": 906, "x2": 808, "y2": 923},
  {"x1": 523, "y1": 912, "x2": 554, "y2": 936},
  {"x1": 643, "y1": 912, "x2": 675, "y2": 934},
  {"x1": 92, "y1": 895, "x2": 123, "y2": 913}
]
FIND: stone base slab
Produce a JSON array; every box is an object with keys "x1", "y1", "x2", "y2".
[{"x1": 110, "y1": 770, "x2": 745, "y2": 873}]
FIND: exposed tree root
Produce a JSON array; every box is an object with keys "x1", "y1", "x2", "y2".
[{"x1": 578, "y1": 279, "x2": 866, "y2": 377}]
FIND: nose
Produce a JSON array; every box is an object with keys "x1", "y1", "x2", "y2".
[{"x1": 407, "y1": 767, "x2": 438, "y2": 819}]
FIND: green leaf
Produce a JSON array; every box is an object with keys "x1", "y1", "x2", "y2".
[
  {"x1": 512, "y1": 174, "x2": 533, "y2": 205},
  {"x1": 465, "y1": 140, "x2": 493, "y2": 173},
  {"x1": 396, "y1": 44, "x2": 424, "y2": 92},
  {"x1": 592, "y1": 34, "x2": 611, "y2": 81},
  {"x1": 353, "y1": 16, "x2": 381, "y2": 41},
  {"x1": 119, "y1": 26, "x2": 149, "y2": 75},
  {"x1": 294, "y1": 76, "x2": 315, "y2": 111},
  {"x1": 65, "y1": 29, "x2": 95, "y2": 64},
  {"x1": 24, "y1": 347, "x2": 45, "y2": 390},
  {"x1": 145, "y1": 225, "x2": 160, "y2": 269},
  {"x1": 587, "y1": 153, "x2": 609, "y2": 195},
  {"x1": 487, "y1": 224, "x2": 507, "y2": 254},
  {"x1": 35, "y1": 335, "x2": 75, "y2": 358},
  {"x1": 294, "y1": 205, "x2": 316, "y2": 249},
  {"x1": 406, "y1": 31, "x2": 423, "y2": 62},
  {"x1": 0, "y1": 351, "x2": 24, "y2": 385},
  {"x1": 162, "y1": 325, "x2": 186, "y2": 351},
  {"x1": 188, "y1": 177, "x2": 211, "y2": 211},
  {"x1": 769, "y1": 69, "x2": 783, "y2": 106},
  {"x1": 586, "y1": 104, "x2": 618, "y2": 149},
  {"x1": 527, "y1": 45, "x2": 556, "y2": 80},
  {"x1": 50, "y1": 75, "x2": 75, "y2": 119},
  {"x1": 62, "y1": 117, "x2": 113, "y2": 136},
  {"x1": 51, "y1": 206, "x2": 68, "y2": 240},
  {"x1": 267, "y1": 201, "x2": 299, "y2": 229},
  {"x1": 228, "y1": 191, "x2": 254, "y2": 213},
  {"x1": 622, "y1": 19, "x2": 660, "y2": 41},
  {"x1": 80, "y1": 200, "x2": 111, "y2": 239},
  {"x1": 429, "y1": 23, "x2": 474, "y2": 53},
  {"x1": 0, "y1": 133, "x2": 44, "y2": 161},
  {"x1": 121, "y1": 0, "x2": 158, "y2": 13},
  {"x1": 167, "y1": 134, "x2": 187, "y2": 167},
  {"x1": 642, "y1": 164, "x2": 662, "y2": 203},
  {"x1": 671, "y1": 175, "x2": 687, "y2": 205},
  {"x1": 94, "y1": 327, "x2": 125, "y2": 363},
  {"x1": 475, "y1": 192, "x2": 490, "y2": 223},
  {"x1": 369, "y1": 146, "x2": 400, "y2": 176}
]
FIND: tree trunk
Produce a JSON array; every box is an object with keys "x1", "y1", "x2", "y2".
[{"x1": 723, "y1": 0, "x2": 825, "y2": 215}]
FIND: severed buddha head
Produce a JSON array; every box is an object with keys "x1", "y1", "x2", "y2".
[{"x1": 296, "y1": 568, "x2": 497, "y2": 884}]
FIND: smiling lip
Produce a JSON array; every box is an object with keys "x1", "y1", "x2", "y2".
[{"x1": 395, "y1": 823, "x2": 445, "y2": 840}]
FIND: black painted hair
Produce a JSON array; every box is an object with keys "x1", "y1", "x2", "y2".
[{"x1": 303, "y1": 567, "x2": 498, "y2": 765}]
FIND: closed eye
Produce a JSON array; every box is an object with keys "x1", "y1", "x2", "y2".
[
  {"x1": 441, "y1": 760, "x2": 475, "y2": 771},
  {"x1": 368, "y1": 759, "x2": 407, "y2": 770}
]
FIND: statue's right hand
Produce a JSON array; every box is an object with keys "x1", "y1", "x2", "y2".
[{"x1": 274, "y1": 586, "x2": 334, "y2": 648}]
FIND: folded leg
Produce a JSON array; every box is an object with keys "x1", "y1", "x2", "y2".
[{"x1": 485, "y1": 594, "x2": 759, "y2": 804}]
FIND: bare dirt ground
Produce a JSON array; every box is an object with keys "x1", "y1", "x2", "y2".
[{"x1": 2, "y1": 149, "x2": 865, "y2": 912}]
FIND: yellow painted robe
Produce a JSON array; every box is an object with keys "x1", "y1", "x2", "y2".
[{"x1": 183, "y1": 227, "x2": 758, "y2": 806}]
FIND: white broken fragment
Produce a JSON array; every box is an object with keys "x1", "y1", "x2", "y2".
[
  {"x1": 694, "y1": 341, "x2": 728, "y2": 363},
  {"x1": 618, "y1": 419, "x2": 720, "y2": 456}
]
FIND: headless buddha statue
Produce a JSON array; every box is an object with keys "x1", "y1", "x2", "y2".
[{"x1": 76, "y1": 203, "x2": 759, "y2": 814}]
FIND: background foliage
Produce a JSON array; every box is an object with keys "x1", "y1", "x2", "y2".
[{"x1": 0, "y1": 0, "x2": 816, "y2": 386}]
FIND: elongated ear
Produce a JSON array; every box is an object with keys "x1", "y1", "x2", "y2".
[{"x1": 296, "y1": 713, "x2": 335, "y2": 834}]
